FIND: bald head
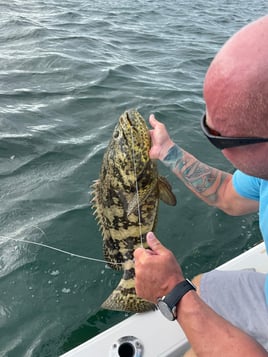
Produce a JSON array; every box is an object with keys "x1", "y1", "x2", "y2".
[{"x1": 204, "y1": 15, "x2": 268, "y2": 136}]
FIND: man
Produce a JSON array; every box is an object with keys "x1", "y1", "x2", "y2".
[{"x1": 134, "y1": 15, "x2": 268, "y2": 356}]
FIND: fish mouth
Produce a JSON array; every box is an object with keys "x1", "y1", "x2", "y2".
[
  {"x1": 120, "y1": 109, "x2": 136, "y2": 128},
  {"x1": 120, "y1": 109, "x2": 145, "y2": 135},
  {"x1": 118, "y1": 109, "x2": 149, "y2": 145},
  {"x1": 119, "y1": 111, "x2": 136, "y2": 139},
  {"x1": 125, "y1": 111, "x2": 133, "y2": 126}
]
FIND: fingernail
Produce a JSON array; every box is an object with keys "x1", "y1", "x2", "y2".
[{"x1": 147, "y1": 232, "x2": 155, "y2": 241}]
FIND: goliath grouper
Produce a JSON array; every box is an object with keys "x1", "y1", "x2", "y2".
[{"x1": 91, "y1": 109, "x2": 176, "y2": 313}]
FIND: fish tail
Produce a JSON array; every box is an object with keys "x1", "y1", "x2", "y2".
[{"x1": 101, "y1": 276, "x2": 156, "y2": 313}]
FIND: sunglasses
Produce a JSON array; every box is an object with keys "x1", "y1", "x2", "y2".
[{"x1": 201, "y1": 113, "x2": 268, "y2": 150}]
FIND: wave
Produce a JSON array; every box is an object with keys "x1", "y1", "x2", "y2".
[{"x1": 0, "y1": 203, "x2": 91, "y2": 276}]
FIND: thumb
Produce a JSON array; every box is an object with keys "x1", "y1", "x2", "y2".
[
  {"x1": 149, "y1": 114, "x2": 158, "y2": 128},
  {"x1": 146, "y1": 232, "x2": 166, "y2": 254}
]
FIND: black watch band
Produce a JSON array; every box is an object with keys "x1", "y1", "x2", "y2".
[
  {"x1": 165, "y1": 279, "x2": 196, "y2": 307},
  {"x1": 157, "y1": 279, "x2": 196, "y2": 321}
]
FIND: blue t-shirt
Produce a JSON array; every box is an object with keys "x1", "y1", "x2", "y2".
[{"x1": 233, "y1": 170, "x2": 268, "y2": 303}]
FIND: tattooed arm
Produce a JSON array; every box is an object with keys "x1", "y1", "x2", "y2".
[{"x1": 149, "y1": 114, "x2": 259, "y2": 215}]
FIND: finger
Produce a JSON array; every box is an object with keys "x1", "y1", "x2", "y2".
[
  {"x1": 149, "y1": 129, "x2": 154, "y2": 138},
  {"x1": 145, "y1": 248, "x2": 157, "y2": 256},
  {"x1": 146, "y1": 232, "x2": 166, "y2": 254},
  {"x1": 134, "y1": 247, "x2": 144, "y2": 259},
  {"x1": 149, "y1": 114, "x2": 158, "y2": 128},
  {"x1": 149, "y1": 129, "x2": 155, "y2": 145}
]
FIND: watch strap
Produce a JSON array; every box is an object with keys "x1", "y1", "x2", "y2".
[{"x1": 164, "y1": 279, "x2": 196, "y2": 308}]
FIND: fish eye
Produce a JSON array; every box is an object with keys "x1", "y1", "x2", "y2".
[{"x1": 113, "y1": 130, "x2": 119, "y2": 139}]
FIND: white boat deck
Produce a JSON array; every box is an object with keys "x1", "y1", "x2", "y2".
[{"x1": 60, "y1": 242, "x2": 267, "y2": 357}]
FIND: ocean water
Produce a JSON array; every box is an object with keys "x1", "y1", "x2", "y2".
[{"x1": 0, "y1": 1, "x2": 267, "y2": 356}]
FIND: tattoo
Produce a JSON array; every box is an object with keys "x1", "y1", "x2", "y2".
[
  {"x1": 183, "y1": 161, "x2": 216, "y2": 193},
  {"x1": 163, "y1": 145, "x2": 227, "y2": 204},
  {"x1": 162, "y1": 145, "x2": 184, "y2": 171}
]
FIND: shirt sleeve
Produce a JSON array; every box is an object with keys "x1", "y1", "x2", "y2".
[{"x1": 232, "y1": 170, "x2": 260, "y2": 201}]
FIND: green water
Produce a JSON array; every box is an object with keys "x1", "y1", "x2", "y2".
[{"x1": 0, "y1": 1, "x2": 266, "y2": 355}]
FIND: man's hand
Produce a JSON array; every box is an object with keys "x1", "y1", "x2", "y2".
[
  {"x1": 149, "y1": 114, "x2": 175, "y2": 161},
  {"x1": 134, "y1": 232, "x2": 184, "y2": 303}
]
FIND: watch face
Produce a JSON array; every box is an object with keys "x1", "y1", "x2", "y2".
[{"x1": 157, "y1": 300, "x2": 175, "y2": 321}]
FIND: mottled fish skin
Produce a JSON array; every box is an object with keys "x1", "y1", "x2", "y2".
[{"x1": 91, "y1": 109, "x2": 176, "y2": 313}]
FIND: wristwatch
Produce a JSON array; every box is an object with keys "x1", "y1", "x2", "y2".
[{"x1": 157, "y1": 279, "x2": 196, "y2": 321}]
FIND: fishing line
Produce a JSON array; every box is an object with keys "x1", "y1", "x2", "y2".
[
  {"x1": 130, "y1": 126, "x2": 143, "y2": 247},
  {"x1": 0, "y1": 234, "x2": 123, "y2": 266}
]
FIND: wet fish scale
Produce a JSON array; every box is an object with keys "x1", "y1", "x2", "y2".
[{"x1": 91, "y1": 109, "x2": 176, "y2": 312}]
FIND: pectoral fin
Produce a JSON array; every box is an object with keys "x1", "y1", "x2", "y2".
[
  {"x1": 158, "y1": 176, "x2": 177, "y2": 206},
  {"x1": 127, "y1": 186, "x2": 155, "y2": 216}
]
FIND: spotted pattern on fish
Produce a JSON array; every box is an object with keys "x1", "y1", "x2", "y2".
[{"x1": 91, "y1": 109, "x2": 176, "y2": 313}]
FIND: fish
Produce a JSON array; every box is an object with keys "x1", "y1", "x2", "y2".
[{"x1": 91, "y1": 109, "x2": 176, "y2": 313}]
